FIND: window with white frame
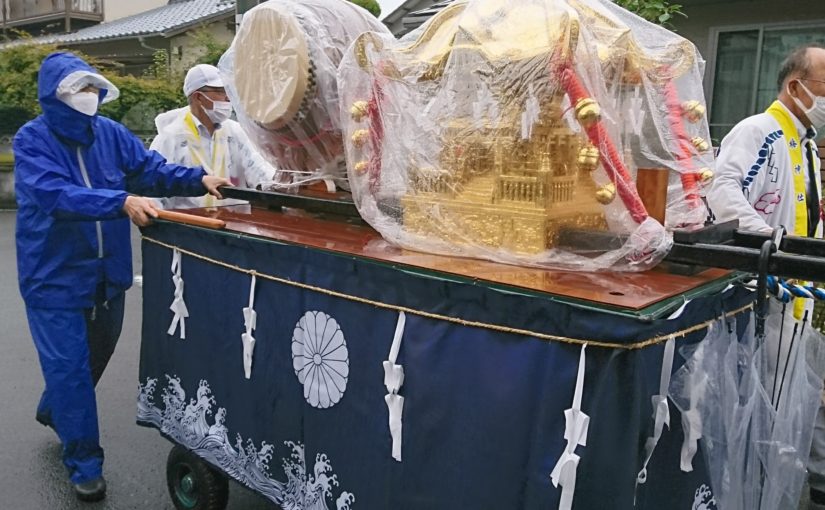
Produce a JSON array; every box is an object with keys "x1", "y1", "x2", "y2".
[{"x1": 709, "y1": 23, "x2": 825, "y2": 143}]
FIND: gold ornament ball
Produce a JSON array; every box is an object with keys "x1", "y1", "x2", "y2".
[
  {"x1": 681, "y1": 100, "x2": 706, "y2": 123},
  {"x1": 354, "y1": 160, "x2": 369, "y2": 174},
  {"x1": 351, "y1": 101, "x2": 369, "y2": 122},
  {"x1": 691, "y1": 136, "x2": 710, "y2": 153},
  {"x1": 577, "y1": 146, "x2": 600, "y2": 171},
  {"x1": 698, "y1": 168, "x2": 714, "y2": 182},
  {"x1": 575, "y1": 98, "x2": 601, "y2": 128},
  {"x1": 351, "y1": 129, "x2": 370, "y2": 148},
  {"x1": 595, "y1": 183, "x2": 616, "y2": 204}
]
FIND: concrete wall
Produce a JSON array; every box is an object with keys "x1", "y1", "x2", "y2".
[
  {"x1": 103, "y1": 0, "x2": 167, "y2": 22},
  {"x1": 168, "y1": 19, "x2": 235, "y2": 76}
]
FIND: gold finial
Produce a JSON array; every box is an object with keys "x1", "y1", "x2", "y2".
[
  {"x1": 351, "y1": 101, "x2": 369, "y2": 122},
  {"x1": 595, "y1": 182, "x2": 616, "y2": 204},
  {"x1": 698, "y1": 168, "x2": 714, "y2": 182},
  {"x1": 681, "y1": 100, "x2": 706, "y2": 123},
  {"x1": 577, "y1": 145, "x2": 600, "y2": 171},
  {"x1": 575, "y1": 98, "x2": 601, "y2": 128},
  {"x1": 354, "y1": 160, "x2": 369, "y2": 174},
  {"x1": 351, "y1": 129, "x2": 370, "y2": 148},
  {"x1": 690, "y1": 136, "x2": 709, "y2": 153}
]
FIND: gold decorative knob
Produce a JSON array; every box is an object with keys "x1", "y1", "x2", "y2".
[
  {"x1": 681, "y1": 100, "x2": 706, "y2": 123},
  {"x1": 691, "y1": 136, "x2": 709, "y2": 153},
  {"x1": 351, "y1": 129, "x2": 370, "y2": 148},
  {"x1": 575, "y1": 98, "x2": 601, "y2": 128},
  {"x1": 698, "y1": 168, "x2": 714, "y2": 182},
  {"x1": 577, "y1": 145, "x2": 600, "y2": 171},
  {"x1": 351, "y1": 101, "x2": 369, "y2": 122},
  {"x1": 595, "y1": 182, "x2": 616, "y2": 204},
  {"x1": 354, "y1": 160, "x2": 369, "y2": 174}
]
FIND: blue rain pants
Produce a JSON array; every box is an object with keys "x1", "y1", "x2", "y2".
[{"x1": 26, "y1": 290, "x2": 124, "y2": 484}]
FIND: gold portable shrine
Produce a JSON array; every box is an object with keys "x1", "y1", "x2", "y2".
[{"x1": 341, "y1": 0, "x2": 714, "y2": 270}]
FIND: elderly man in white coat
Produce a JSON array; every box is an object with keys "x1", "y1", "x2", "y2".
[
  {"x1": 708, "y1": 44, "x2": 825, "y2": 509},
  {"x1": 150, "y1": 64, "x2": 276, "y2": 209}
]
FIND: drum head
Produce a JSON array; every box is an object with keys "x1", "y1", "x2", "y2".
[{"x1": 234, "y1": 7, "x2": 311, "y2": 130}]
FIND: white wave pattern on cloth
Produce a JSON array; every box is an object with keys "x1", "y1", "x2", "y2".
[{"x1": 137, "y1": 376, "x2": 355, "y2": 509}]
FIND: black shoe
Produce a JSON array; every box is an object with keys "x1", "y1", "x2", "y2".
[
  {"x1": 812, "y1": 487, "x2": 825, "y2": 506},
  {"x1": 74, "y1": 477, "x2": 106, "y2": 502},
  {"x1": 35, "y1": 410, "x2": 53, "y2": 428}
]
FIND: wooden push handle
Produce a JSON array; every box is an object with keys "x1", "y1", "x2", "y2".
[{"x1": 155, "y1": 210, "x2": 226, "y2": 229}]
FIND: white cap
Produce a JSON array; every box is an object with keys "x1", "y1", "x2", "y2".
[{"x1": 183, "y1": 64, "x2": 224, "y2": 97}]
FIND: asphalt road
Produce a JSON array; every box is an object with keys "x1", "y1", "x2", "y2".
[{"x1": 0, "y1": 210, "x2": 276, "y2": 510}]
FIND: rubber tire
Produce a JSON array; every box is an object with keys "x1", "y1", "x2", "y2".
[{"x1": 166, "y1": 445, "x2": 229, "y2": 510}]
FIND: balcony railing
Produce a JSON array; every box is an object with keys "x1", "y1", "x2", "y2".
[{"x1": 5, "y1": 0, "x2": 103, "y2": 25}]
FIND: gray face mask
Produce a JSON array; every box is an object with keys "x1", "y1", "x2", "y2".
[{"x1": 790, "y1": 80, "x2": 825, "y2": 130}]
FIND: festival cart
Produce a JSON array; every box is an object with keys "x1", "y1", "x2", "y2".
[
  {"x1": 136, "y1": 0, "x2": 825, "y2": 507},
  {"x1": 137, "y1": 202, "x2": 761, "y2": 510}
]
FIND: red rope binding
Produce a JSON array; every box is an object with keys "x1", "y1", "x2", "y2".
[
  {"x1": 558, "y1": 66, "x2": 649, "y2": 224},
  {"x1": 367, "y1": 69, "x2": 387, "y2": 193},
  {"x1": 661, "y1": 70, "x2": 701, "y2": 209}
]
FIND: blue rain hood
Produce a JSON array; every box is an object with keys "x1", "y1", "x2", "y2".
[
  {"x1": 38, "y1": 52, "x2": 109, "y2": 145},
  {"x1": 15, "y1": 53, "x2": 208, "y2": 309}
]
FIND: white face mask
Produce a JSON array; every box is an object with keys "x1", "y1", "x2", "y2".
[
  {"x1": 200, "y1": 94, "x2": 233, "y2": 124},
  {"x1": 790, "y1": 80, "x2": 825, "y2": 129},
  {"x1": 65, "y1": 91, "x2": 99, "y2": 116}
]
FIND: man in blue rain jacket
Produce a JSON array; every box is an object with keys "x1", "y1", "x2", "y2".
[{"x1": 14, "y1": 52, "x2": 229, "y2": 502}]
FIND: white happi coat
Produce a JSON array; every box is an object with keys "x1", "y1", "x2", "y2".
[
  {"x1": 708, "y1": 101, "x2": 823, "y2": 238},
  {"x1": 150, "y1": 107, "x2": 277, "y2": 209}
]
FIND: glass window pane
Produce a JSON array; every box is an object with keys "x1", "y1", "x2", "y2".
[
  {"x1": 710, "y1": 30, "x2": 759, "y2": 142},
  {"x1": 756, "y1": 28, "x2": 825, "y2": 112}
]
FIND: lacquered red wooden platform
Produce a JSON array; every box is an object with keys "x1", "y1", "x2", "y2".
[{"x1": 167, "y1": 205, "x2": 731, "y2": 310}]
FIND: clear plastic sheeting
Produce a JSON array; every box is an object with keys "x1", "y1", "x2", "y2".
[
  {"x1": 338, "y1": 0, "x2": 715, "y2": 270},
  {"x1": 670, "y1": 310, "x2": 825, "y2": 510},
  {"x1": 219, "y1": 0, "x2": 390, "y2": 189}
]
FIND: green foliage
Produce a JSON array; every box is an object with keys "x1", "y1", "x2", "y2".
[
  {"x1": 613, "y1": 0, "x2": 685, "y2": 26},
  {"x1": 0, "y1": 41, "x2": 185, "y2": 134},
  {"x1": 189, "y1": 27, "x2": 230, "y2": 67},
  {"x1": 100, "y1": 74, "x2": 185, "y2": 132},
  {"x1": 145, "y1": 49, "x2": 173, "y2": 81},
  {"x1": 349, "y1": 0, "x2": 381, "y2": 17},
  {"x1": 0, "y1": 43, "x2": 61, "y2": 118},
  {"x1": 0, "y1": 104, "x2": 34, "y2": 135}
]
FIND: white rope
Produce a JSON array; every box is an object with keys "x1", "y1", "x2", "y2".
[
  {"x1": 551, "y1": 344, "x2": 590, "y2": 510},
  {"x1": 241, "y1": 274, "x2": 258, "y2": 379},
  {"x1": 636, "y1": 337, "x2": 675, "y2": 486},
  {"x1": 383, "y1": 311, "x2": 406, "y2": 462},
  {"x1": 167, "y1": 249, "x2": 188, "y2": 339}
]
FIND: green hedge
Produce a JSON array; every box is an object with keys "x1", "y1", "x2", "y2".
[
  {"x1": 0, "y1": 42, "x2": 185, "y2": 133},
  {"x1": 0, "y1": 104, "x2": 32, "y2": 135}
]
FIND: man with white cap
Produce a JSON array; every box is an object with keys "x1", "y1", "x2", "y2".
[
  {"x1": 14, "y1": 52, "x2": 229, "y2": 502},
  {"x1": 150, "y1": 63, "x2": 276, "y2": 208}
]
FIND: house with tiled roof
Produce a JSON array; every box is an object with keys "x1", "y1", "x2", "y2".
[{"x1": 3, "y1": 0, "x2": 236, "y2": 75}]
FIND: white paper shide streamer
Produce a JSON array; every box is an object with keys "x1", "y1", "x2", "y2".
[
  {"x1": 241, "y1": 274, "x2": 258, "y2": 379},
  {"x1": 167, "y1": 249, "x2": 188, "y2": 339},
  {"x1": 383, "y1": 311, "x2": 406, "y2": 462},
  {"x1": 551, "y1": 344, "x2": 590, "y2": 510},
  {"x1": 636, "y1": 337, "x2": 675, "y2": 485}
]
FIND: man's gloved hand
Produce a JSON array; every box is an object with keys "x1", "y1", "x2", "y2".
[
  {"x1": 122, "y1": 195, "x2": 159, "y2": 227},
  {"x1": 203, "y1": 175, "x2": 231, "y2": 200}
]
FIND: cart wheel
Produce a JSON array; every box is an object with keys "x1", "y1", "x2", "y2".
[{"x1": 166, "y1": 445, "x2": 229, "y2": 510}]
